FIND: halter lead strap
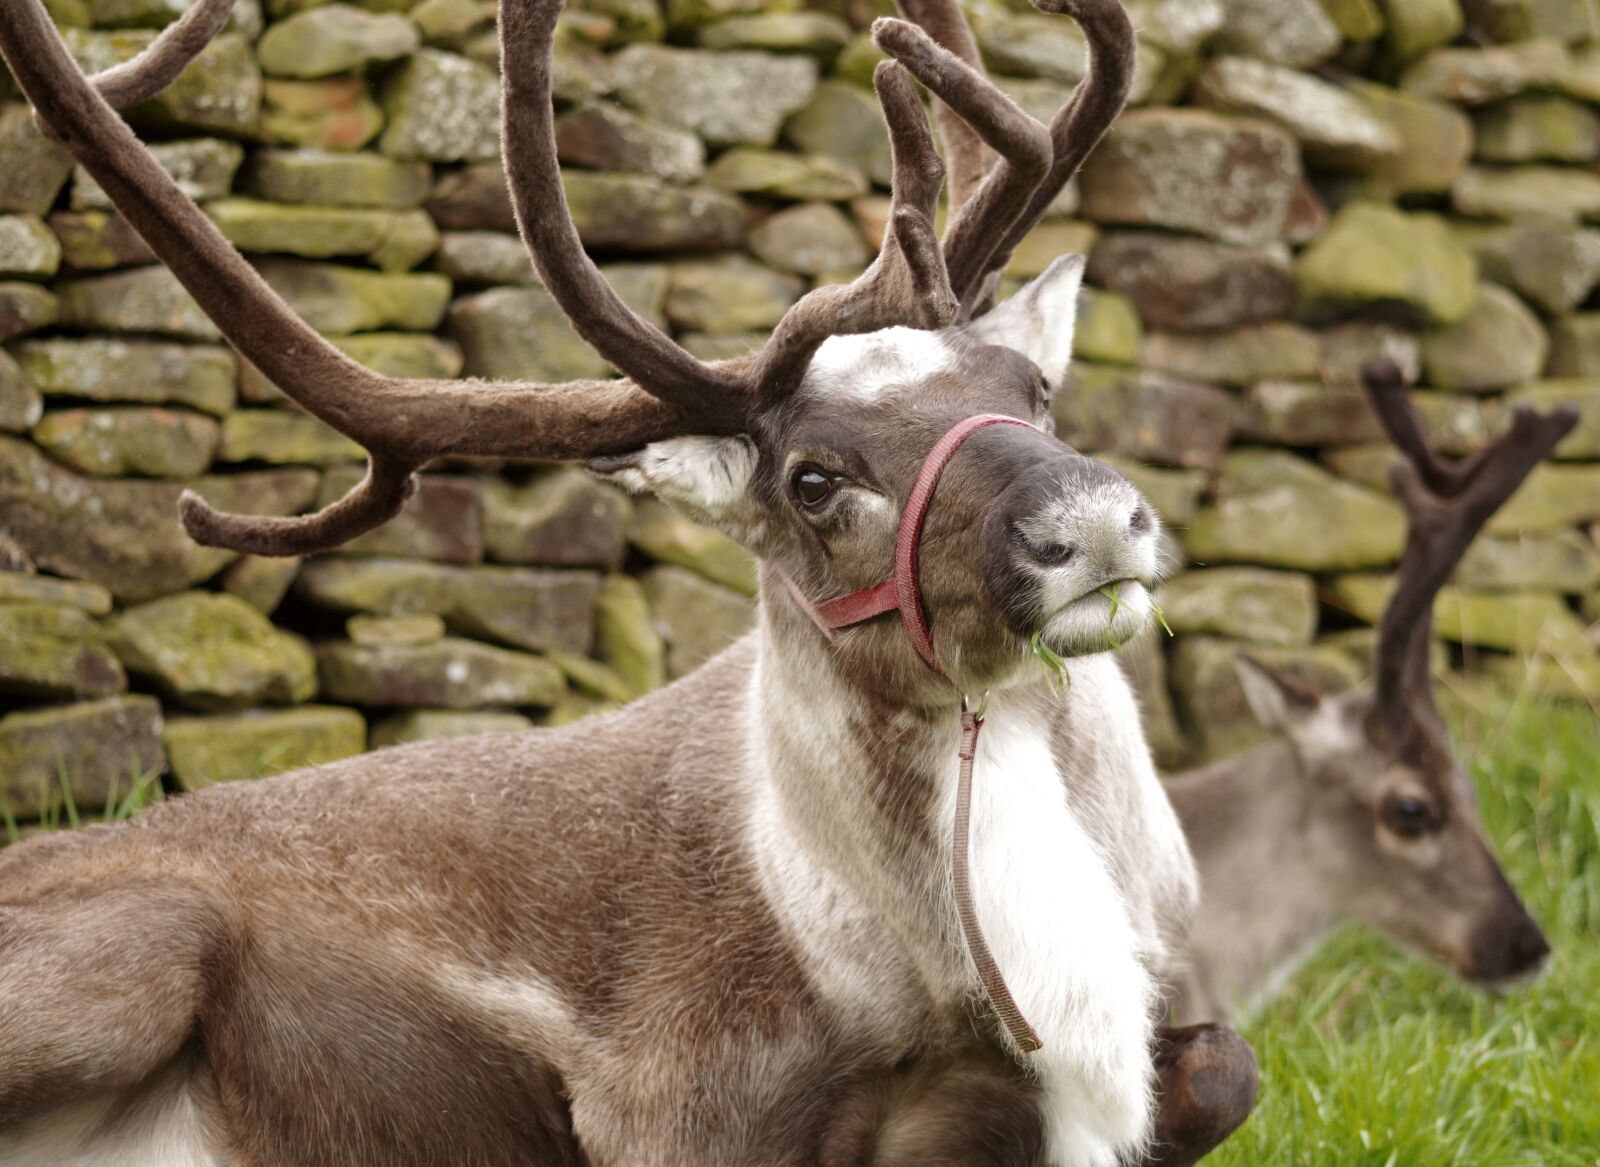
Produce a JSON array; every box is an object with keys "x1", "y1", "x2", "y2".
[{"x1": 779, "y1": 412, "x2": 1044, "y2": 1055}]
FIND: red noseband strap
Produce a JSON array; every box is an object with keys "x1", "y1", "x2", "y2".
[{"x1": 799, "y1": 414, "x2": 1036, "y2": 674}]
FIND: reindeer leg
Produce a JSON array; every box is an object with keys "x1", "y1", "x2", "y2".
[{"x1": 1140, "y1": 1024, "x2": 1258, "y2": 1167}]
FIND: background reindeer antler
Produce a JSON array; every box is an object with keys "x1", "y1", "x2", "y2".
[
  {"x1": 0, "y1": 0, "x2": 1134, "y2": 557},
  {"x1": 1360, "y1": 359, "x2": 1579, "y2": 765}
]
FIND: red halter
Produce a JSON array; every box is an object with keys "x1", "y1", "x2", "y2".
[{"x1": 783, "y1": 413, "x2": 1036, "y2": 675}]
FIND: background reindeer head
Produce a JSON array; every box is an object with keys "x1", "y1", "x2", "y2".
[
  {"x1": 1225, "y1": 361, "x2": 1577, "y2": 988},
  {"x1": 1, "y1": 0, "x2": 1160, "y2": 701}
]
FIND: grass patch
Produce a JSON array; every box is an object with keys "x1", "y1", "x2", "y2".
[{"x1": 1211, "y1": 697, "x2": 1600, "y2": 1166}]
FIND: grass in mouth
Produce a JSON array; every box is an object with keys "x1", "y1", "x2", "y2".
[{"x1": 1030, "y1": 629, "x2": 1072, "y2": 694}]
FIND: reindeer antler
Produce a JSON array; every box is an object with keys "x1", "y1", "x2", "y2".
[
  {"x1": 891, "y1": 0, "x2": 1137, "y2": 316},
  {"x1": 1361, "y1": 359, "x2": 1578, "y2": 761},
  {"x1": 0, "y1": 0, "x2": 1135, "y2": 555}
]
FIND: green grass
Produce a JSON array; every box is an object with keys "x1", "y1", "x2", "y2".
[
  {"x1": 1211, "y1": 694, "x2": 1600, "y2": 1167},
  {"x1": 1, "y1": 755, "x2": 165, "y2": 844}
]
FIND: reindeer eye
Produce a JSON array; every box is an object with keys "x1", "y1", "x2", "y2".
[
  {"x1": 1381, "y1": 794, "x2": 1436, "y2": 838},
  {"x1": 791, "y1": 465, "x2": 835, "y2": 507}
]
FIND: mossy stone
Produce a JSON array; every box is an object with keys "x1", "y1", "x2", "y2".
[
  {"x1": 554, "y1": 103, "x2": 706, "y2": 184},
  {"x1": 705, "y1": 148, "x2": 866, "y2": 202},
  {"x1": 58, "y1": 268, "x2": 219, "y2": 341},
  {"x1": 48, "y1": 211, "x2": 157, "y2": 272},
  {"x1": 206, "y1": 199, "x2": 438, "y2": 267},
  {"x1": 1454, "y1": 165, "x2": 1600, "y2": 222},
  {"x1": 1455, "y1": 221, "x2": 1600, "y2": 314},
  {"x1": 1087, "y1": 231, "x2": 1295, "y2": 331},
  {"x1": 629, "y1": 497, "x2": 757, "y2": 594},
  {"x1": 595, "y1": 574, "x2": 665, "y2": 698},
  {"x1": 1140, "y1": 323, "x2": 1319, "y2": 386},
  {"x1": 347, "y1": 613, "x2": 447, "y2": 647},
  {"x1": 0, "y1": 104, "x2": 72, "y2": 216},
  {"x1": 783, "y1": 80, "x2": 892, "y2": 187},
  {"x1": 1052, "y1": 364, "x2": 1236, "y2": 471},
  {"x1": 317, "y1": 467, "x2": 483, "y2": 563},
  {"x1": 0, "y1": 602, "x2": 126, "y2": 701},
  {"x1": 612, "y1": 45, "x2": 817, "y2": 149},
  {"x1": 1078, "y1": 108, "x2": 1301, "y2": 247},
  {"x1": 379, "y1": 49, "x2": 499, "y2": 163},
  {"x1": 1333, "y1": 575, "x2": 1591, "y2": 653},
  {"x1": 1401, "y1": 39, "x2": 1569, "y2": 104},
  {"x1": 1456, "y1": 528, "x2": 1600, "y2": 591},
  {"x1": 1295, "y1": 202, "x2": 1478, "y2": 325},
  {"x1": 294, "y1": 557, "x2": 601, "y2": 654},
  {"x1": 0, "y1": 434, "x2": 319, "y2": 602},
  {"x1": 33, "y1": 407, "x2": 219, "y2": 478},
  {"x1": 261, "y1": 77, "x2": 385, "y2": 151},
  {"x1": 1476, "y1": 94, "x2": 1600, "y2": 163},
  {"x1": 481, "y1": 468, "x2": 631, "y2": 569},
  {"x1": 219, "y1": 409, "x2": 364, "y2": 466},
  {"x1": 1381, "y1": 0, "x2": 1464, "y2": 61},
  {"x1": 163, "y1": 706, "x2": 366, "y2": 790},
  {"x1": 665, "y1": 255, "x2": 801, "y2": 333},
  {"x1": 642, "y1": 565, "x2": 755, "y2": 678},
  {"x1": 0, "y1": 572, "x2": 112, "y2": 615},
  {"x1": 316, "y1": 638, "x2": 566, "y2": 709},
  {"x1": 219, "y1": 555, "x2": 303, "y2": 615},
  {"x1": 1185, "y1": 449, "x2": 1406, "y2": 571},
  {"x1": 1548, "y1": 314, "x2": 1600, "y2": 375},
  {"x1": 696, "y1": 12, "x2": 850, "y2": 56},
  {"x1": 108, "y1": 591, "x2": 317, "y2": 710},
  {"x1": 562, "y1": 172, "x2": 746, "y2": 252},
  {"x1": 434, "y1": 231, "x2": 537, "y2": 286},
  {"x1": 0, "y1": 352, "x2": 41, "y2": 434},
  {"x1": 0, "y1": 696, "x2": 163, "y2": 819},
  {"x1": 1347, "y1": 79, "x2": 1474, "y2": 197},
  {"x1": 16, "y1": 338, "x2": 236, "y2": 417},
  {"x1": 0, "y1": 215, "x2": 61, "y2": 281},
  {"x1": 1419, "y1": 283, "x2": 1548, "y2": 392},
  {"x1": 0, "y1": 283, "x2": 59, "y2": 343},
  {"x1": 256, "y1": 259, "x2": 452, "y2": 334},
  {"x1": 1073, "y1": 290, "x2": 1143, "y2": 366},
  {"x1": 257, "y1": 4, "x2": 420, "y2": 78},
  {"x1": 244, "y1": 149, "x2": 432, "y2": 209},
  {"x1": 748, "y1": 203, "x2": 866, "y2": 276},
  {"x1": 1159, "y1": 568, "x2": 1318, "y2": 646}
]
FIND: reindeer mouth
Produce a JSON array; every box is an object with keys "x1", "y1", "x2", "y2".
[{"x1": 1037, "y1": 578, "x2": 1152, "y2": 656}]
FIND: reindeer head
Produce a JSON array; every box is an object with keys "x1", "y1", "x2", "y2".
[
  {"x1": 0, "y1": 0, "x2": 1151, "y2": 700},
  {"x1": 1229, "y1": 363, "x2": 1577, "y2": 988}
]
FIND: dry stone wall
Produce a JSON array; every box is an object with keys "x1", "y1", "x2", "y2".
[{"x1": 3, "y1": 0, "x2": 1600, "y2": 817}]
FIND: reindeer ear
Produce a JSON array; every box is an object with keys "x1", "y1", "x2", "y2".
[
  {"x1": 589, "y1": 435, "x2": 762, "y2": 533},
  {"x1": 964, "y1": 253, "x2": 1085, "y2": 390},
  {"x1": 1234, "y1": 654, "x2": 1322, "y2": 732}
]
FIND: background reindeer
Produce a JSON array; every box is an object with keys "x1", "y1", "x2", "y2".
[
  {"x1": 0, "y1": 0, "x2": 1253, "y2": 1164},
  {"x1": 1167, "y1": 360, "x2": 1574, "y2": 1024}
]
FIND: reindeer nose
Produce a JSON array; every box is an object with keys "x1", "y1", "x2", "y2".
[
  {"x1": 1005, "y1": 457, "x2": 1154, "y2": 574},
  {"x1": 1507, "y1": 917, "x2": 1551, "y2": 974}
]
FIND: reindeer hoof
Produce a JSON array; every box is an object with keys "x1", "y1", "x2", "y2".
[{"x1": 1141, "y1": 1024, "x2": 1258, "y2": 1167}]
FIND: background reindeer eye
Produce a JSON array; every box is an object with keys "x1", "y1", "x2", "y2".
[
  {"x1": 791, "y1": 465, "x2": 835, "y2": 507},
  {"x1": 1381, "y1": 794, "x2": 1436, "y2": 838}
]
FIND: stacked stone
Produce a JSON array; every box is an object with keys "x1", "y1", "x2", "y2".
[{"x1": 1, "y1": 0, "x2": 1597, "y2": 818}]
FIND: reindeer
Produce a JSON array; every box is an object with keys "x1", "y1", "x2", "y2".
[
  {"x1": 0, "y1": 0, "x2": 1256, "y2": 1163},
  {"x1": 1166, "y1": 360, "x2": 1571, "y2": 1023}
]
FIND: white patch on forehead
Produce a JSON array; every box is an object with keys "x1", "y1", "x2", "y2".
[{"x1": 803, "y1": 327, "x2": 958, "y2": 401}]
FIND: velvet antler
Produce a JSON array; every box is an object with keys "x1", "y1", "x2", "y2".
[
  {"x1": 1361, "y1": 359, "x2": 1579, "y2": 761},
  {"x1": 1, "y1": 0, "x2": 1138, "y2": 557},
  {"x1": 892, "y1": 0, "x2": 1137, "y2": 316}
]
